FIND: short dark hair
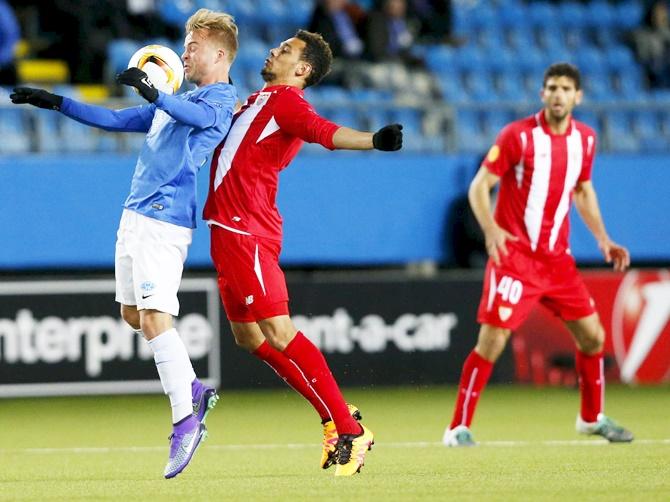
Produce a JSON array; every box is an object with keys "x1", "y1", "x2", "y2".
[
  {"x1": 543, "y1": 62, "x2": 581, "y2": 90},
  {"x1": 295, "y1": 29, "x2": 332, "y2": 88}
]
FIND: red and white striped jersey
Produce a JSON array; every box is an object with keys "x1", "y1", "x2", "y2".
[
  {"x1": 483, "y1": 111, "x2": 597, "y2": 258},
  {"x1": 203, "y1": 85, "x2": 340, "y2": 241}
]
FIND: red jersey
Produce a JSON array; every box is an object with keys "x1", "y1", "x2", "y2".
[
  {"x1": 483, "y1": 111, "x2": 596, "y2": 258},
  {"x1": 203, "y1": 85, "x2": 340, "y2": 241}
]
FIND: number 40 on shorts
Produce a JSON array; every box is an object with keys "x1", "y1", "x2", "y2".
[{"x1": 497, "y1": 276, "x2": 523, "y2": 305}]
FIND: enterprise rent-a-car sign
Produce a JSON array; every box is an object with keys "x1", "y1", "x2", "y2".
[{"x1": 0, "y1": 279, "x2": 220, "y2": 397}]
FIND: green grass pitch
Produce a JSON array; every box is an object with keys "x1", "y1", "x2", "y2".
[{"x1": 1, "y1": 385, "x2": 668, "y2": 501}]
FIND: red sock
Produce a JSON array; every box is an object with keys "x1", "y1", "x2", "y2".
[
  {"x1": 450, "y1": 350, "x2": 494, "y2": 429},
  {"x1": 253, "y1": 341, "x2": 329, "y2": 420},
  {"x1": 283, "y1": 332, "x2": 361, "y2": 435},
  {"x1": 576, "y1": 350, "x2": 604, "y2": 422}
]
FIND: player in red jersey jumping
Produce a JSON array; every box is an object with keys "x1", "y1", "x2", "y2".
[
  {"x1": 443, "y1": 63, "x2": 634, "y2": 446},
  {"x1": 203, "y1": 30, "x2": 403, "y2": 476}
]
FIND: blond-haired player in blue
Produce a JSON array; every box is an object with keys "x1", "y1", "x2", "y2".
[{"x1": 11, "y1": 9, "x2": 237, "y2": 479}]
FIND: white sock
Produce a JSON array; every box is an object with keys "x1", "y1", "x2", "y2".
[{"x1": 148, "y1": 328, "x2": 197, "y2": 423}]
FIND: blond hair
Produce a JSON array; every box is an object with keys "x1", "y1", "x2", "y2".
[{"x1": 186, "y1": 8, "x2": 238, "y2": 63}]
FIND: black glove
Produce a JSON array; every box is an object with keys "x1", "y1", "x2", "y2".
[
  {"x1": 10, "y1": 87, "x2": 63, "y2": 110},
  {"x1": 372, "y1": 123, "x2": 403, "y2": 151},
  {"x1": 116, "y1": 67, "x2": 159, "y2": 103}
]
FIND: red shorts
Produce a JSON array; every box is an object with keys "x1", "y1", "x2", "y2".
[
  {"x1": 210, "y1": 225, "x2": 289, "y2": 323},
  {"x1": 477, "y1": 244, "x2": 595, "y2": 330}
]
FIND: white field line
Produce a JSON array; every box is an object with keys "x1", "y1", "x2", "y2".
[{"x1": 3, "y1": 439, "x2": 670, "y2": 455}]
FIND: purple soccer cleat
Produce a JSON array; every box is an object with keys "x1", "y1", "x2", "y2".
[
  {"x1": 191, "y1": 378, "x2": 219, "y2": 424},
  {"x1": 164, "y1": 415, "x2": 207, "y2": 479}
]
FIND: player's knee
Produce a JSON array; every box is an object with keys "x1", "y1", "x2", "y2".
[
  {"x1": 232, "y1": 331, "x2": 259, "y2": 351},
  {"x1": 581, "y1": 325, "x2": 605, "y2": 354},
  {"x1": 264, "y1": 330, "x2": 293, "y2": 352},
  {"x1": 120, "y1": 305, "x2": 140, "y2": 330},
  {"x1": 476, "y1": 326, "x2": 510, "y2": 361}
]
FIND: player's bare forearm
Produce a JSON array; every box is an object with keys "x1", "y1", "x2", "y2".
[
  {"x1": 332, "y1": 127, "x2": 374, "y2": 150},
  {"x1": 574, "y1": 181, "x2": 609, "y2": 243},
  {"x1": 468, "y1": 167, "x2": 499, "y2": 234}
]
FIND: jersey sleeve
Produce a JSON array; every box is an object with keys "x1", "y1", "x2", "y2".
[
  {"x1": 578, "y1": 130, "x2": 597, "y2": 182},
  {"x1": 482, "y1": 123, "x2": 523, "y2": 177},
  {"x1": 60, "y1": 97, "x2": 154, "y2": 132},
  {"x1": 273, "y1": 91, "x2": 339, "y2": 150}
]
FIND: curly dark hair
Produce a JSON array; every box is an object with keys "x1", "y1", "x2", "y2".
[
  {"x1": 543, "y1": 62, "x2": 581, "y2": 90},
  {"x1": 295, "y1": 29, "x2": 333, "y2": 88}
]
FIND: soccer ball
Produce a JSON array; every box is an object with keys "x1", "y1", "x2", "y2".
[{"x1": 127, "y1": 44, "x2": 184, "y2": 95}]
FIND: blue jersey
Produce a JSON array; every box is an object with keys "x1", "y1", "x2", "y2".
[{"x1": 60, "y1": 83, "x2": 237, "y2": 228}]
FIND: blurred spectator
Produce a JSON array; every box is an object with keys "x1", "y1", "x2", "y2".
[
  {"x1": 0, "y1": 0, "x2": 19, "y2": 85},
  {"x1": 308, "y1": 0, "x2": 366, "y2": 60},
  {"x1": 364, "y1": 0, "x2": 422, "y2": 66},
  {"x1": 631, "y1": 0, "x2": 670, "y2": 88},
  {"x1": 407, "y1": 0, "x2": 459, "y2": 45}
]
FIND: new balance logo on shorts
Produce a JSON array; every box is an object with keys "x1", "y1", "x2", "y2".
[{"x1": 245, "y1": 295, "x2": 254, "y2": 305}]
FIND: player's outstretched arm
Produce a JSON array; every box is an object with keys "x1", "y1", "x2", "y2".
[
  {"x1": 332, "y1": 124, "x2": 403, "y2": 151},
  {"x1": 468, "y1": 166, "x2": 518, "y2": 266},
  {"x1": 11, "y1": 86, "x2": 153, "y2": 133},
  {"x1": 116, "y1": 67, "x2": 236, "y2": 129},
  {"x1": 574, "y1": 180, "x2": 630, "y2": 271}
]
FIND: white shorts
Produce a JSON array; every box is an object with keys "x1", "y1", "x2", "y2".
[{"x1": 114, "y1": 209, "x2": 192, "y2": 316}]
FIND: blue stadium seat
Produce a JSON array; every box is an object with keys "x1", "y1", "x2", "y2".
[
  {"x1": 557, "y1": 2, "x2": 587, "y2": 29},
  {"x1": 195, "y1": 0, "x2": 224, "y2": 10},
  {"x1": 605, "y1": 111, "x2": 639, "y2": 152},
  {"x1": 506, "y1": 27, "x2": 535, "y2": 51},
  {"x1": 390, "y1": 108, "x2": 422, "y2": 137},
  {"x1": 349, "y1": 88, "x2": 393, "y2": 104},
  {"x1": 536, "y1": 26, "x2": 563, "y2": 52},
  {"x1": 488, "y1": 47, "x2": 518, "y2": 74},
  {"x1": 482, "y1": 110, "x2": 513, "y2": 137},
  {"x1": 633, "y1": 111, "x2": 666, "y2": 152},
  {"x1": 255, "y1": 0, "x2": 290, "y2": 26},
  {"x1": 516, "y1": 48, "x2": 544, "y2": 73},
  {"x1": 313, "y1": 86, "x2": 350, "y2": 105},
  {"x1": 157, "y1": 0, "x2": 193, "y2": 27},
  {"x1": 107, "y1": 39, "x2": 139, "y2": 75},
  {"x1": 437, "y1": 74, "x2": 469, "y2": 103},
  {"x1": 61, "y1": 119, "x2": 97, "y2": 152},
  {"x1": 283, "y1": 0, "x2": 312, "y2": 26},
  {"x1": 613, "y1": 68, "x2": 645, "y2": 99},
  {"x1": 572, "y1": 109, "x2": 600, "y2": 132},
  {"x1": 454, "y1": 46, "x2": 488, "y2": 72},
  {"x1": 616, "y1": 1, "x2": 644, "y2": 30},
  {"x1": 576, "y1": 47, "x2": 607, "y2": 77},
  {"x1": 604, "y1": 46, "x2": 637, "y2": 73},
  {"x1": 34, "y1": 112, "x2": 62, "y2": 153},
  {"x1": 582, "y1": 75, "x2": 610, "y2": 102},
  {"x1": 563, "y1": 27, "x2": 587, "y2": 51},
  {"x1": 364, "y1": 109, "x2": 390, "y2": 132},
  {"x1": 477, "y1": 29, "x2": 506, "y2": 51},
  {"x1": 0, "y1": 109, "x2": 30, "y2": 153},
  {"x1": 587, "y1": 1, "x2": 617, "y2": 29},
  {"x1": 327, "y1": 109, "x2": 361, "y2": 130},
  {"x1": 495, "y1": 71, "x2": 528, "y2": 102},
  {"x1": 455, "y1": 109, "x2": 489, "y2": 153},
  {"x1": 425, "y1": 45, "x2": 456, "y2": 73},
  {"x1": 498, "y1": 3, "x2": 526, "y2": 29},
  {"x1": 661, "y1": 110, "x2": 670, "y2": 137},
  {"x1": 528, "y1": 2, "x2": 558, "y2": 27},
  {"x1": 463, "y1": 71, "x2": 496, "y2": 103}
]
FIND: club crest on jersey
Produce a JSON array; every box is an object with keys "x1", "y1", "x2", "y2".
[
  {"x1": 253, "y1": 92, "x2": 271, "y2": 108},
  {"x1": 498, "y1": 306, "x2": 513, "y2": 322}
]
